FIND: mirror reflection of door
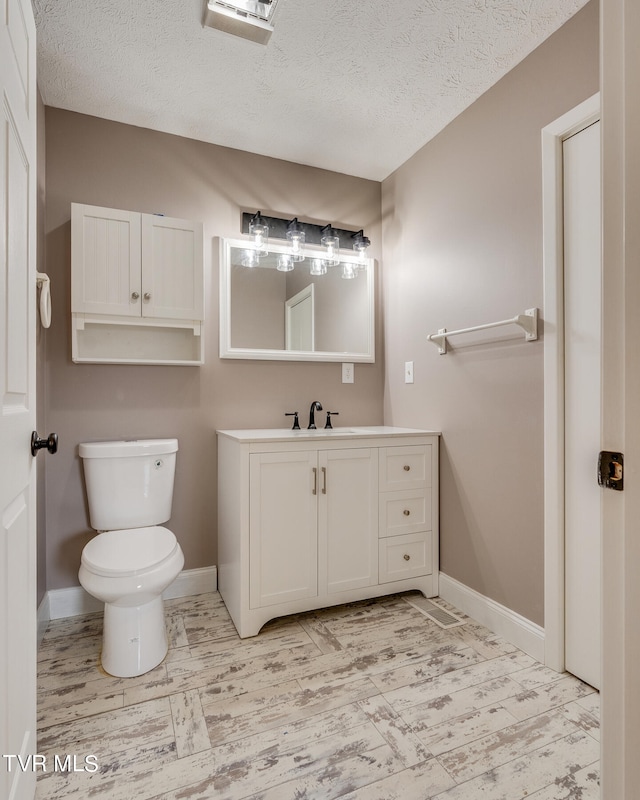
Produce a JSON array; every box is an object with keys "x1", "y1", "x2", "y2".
[{"x1": 286, "y1": 284, "x2": 314, "y2": 351}]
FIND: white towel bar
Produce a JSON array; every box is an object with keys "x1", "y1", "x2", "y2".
[{"x1": 427, "y1": 308, "x2": 538, "y2": 354}]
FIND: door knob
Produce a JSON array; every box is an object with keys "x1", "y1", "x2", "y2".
[{"x1": 31, "y1": 431, "x2": 58, "y2": 456}]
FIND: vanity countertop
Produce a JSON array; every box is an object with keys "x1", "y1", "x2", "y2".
[{"x1": 216, "y1": 426, "x2": 441, "y2": 443}]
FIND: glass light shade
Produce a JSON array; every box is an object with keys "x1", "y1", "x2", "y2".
[
  {"x1": 248, "y1": 212, "x2": 269, "y2": 256},
  {"x1": 240, "y1": 249, "x2": 260, "y2": 267},
  {"x1": 277, "y1": 254, "x2": 294, "y2": 272},
  {"x1": 286, "y1": 219, "x2": 306, "y2": 262},
  {"x1": 341, "y1": 263, "x2": 357, "y2": 280},
  {"x1": 320, "y1": 225, "x2": 340, "y2": 267},
  {"x1": 310, "y1": 258, "x2": 327, "y2": 276},
  {"x1": 352, "y1": 230, "x2": 370, "y2": 266}
]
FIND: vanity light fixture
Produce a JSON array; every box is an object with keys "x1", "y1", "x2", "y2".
[
  {"x1": 240, "y1": 248, "x2": 260, "y2": 267},
  {"x1": 320, "y1": 224, "x2": 340, "y2": 267},
  {"x1": 341, "y1": 263, "x2": 357, "y2": 280},
  {"x1": 276, "y1": 254, "x2": 294, "y2": 272},
  {"x1": 286, "y1": 218, "x2": 306, "y2": 262},
  {"x1": 352, "y1": 230, "x2": 371, "y2": 266},
  {"x1": 310, "y1": 258, "x2": 327, "y2": 276},
  {"x1": 248, "y1": 210, "x2": 269, "y2": 255},
  {"x1": 240, "y1": 212, "x2": 371, "y2": 273}
]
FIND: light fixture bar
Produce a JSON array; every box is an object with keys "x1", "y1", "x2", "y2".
[{"x1": 241, "y1": 212, "x2": 364, "y2": 247}]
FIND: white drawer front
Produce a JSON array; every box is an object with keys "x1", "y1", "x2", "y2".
[
  {"x1": 379, "y1": 531, "x2": 432, "y2": 584},
  {"x1": 379, "y1": 445, "x2": 430, "y2": 491},
  {"x1": 379, "y1": 490, "x2": 431, "y2": 537}
]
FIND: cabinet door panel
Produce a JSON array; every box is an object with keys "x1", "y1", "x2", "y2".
[
  {"x1": 249, "y1": 452, "x2": 317, "y2": 608},
  {"x1": 320, "y1": 448, "x2": 378, "y2": 595},
  {"x1": 141, "y1": 215, "x2": 204, "y2": 320},
  {"x1": 71, "y1": 204, "x2": 141, "y2": 316}
]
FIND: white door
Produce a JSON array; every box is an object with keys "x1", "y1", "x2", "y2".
[
  {"x1": 563, "y1": 120, "x2": 601, "y2": 689},
  {"x1": 0, "y1": 0, "x2": 38, "y2": 798},
  {"x1": 285, "y1": 284, "x2": 314, "y2": 351}
]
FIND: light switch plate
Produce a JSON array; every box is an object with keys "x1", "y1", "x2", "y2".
[
  {"x1": 342, "y1": 362, "x2": 354, "y2": 383},
  {"x1": 405, "y1": 361, "x2": 414, "y2": 384}
]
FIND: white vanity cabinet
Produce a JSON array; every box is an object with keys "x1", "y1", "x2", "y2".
[
  {"x1": 71, "y1": 203, "x2": 204, "y2": 365},
  {"x1": 217, "y1": 427, "x2": 440, "y2": 637}
]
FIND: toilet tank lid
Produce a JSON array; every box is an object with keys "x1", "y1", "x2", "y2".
[{"x1": 79, "y1": 438, "x2": 178, "y2": 459}]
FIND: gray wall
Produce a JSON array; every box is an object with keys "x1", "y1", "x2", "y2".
[
  {"x1": 381, "y1": 0, "x2": 599, "y2": 626},
  {"x1": 43, "y1": 109, "x2": 383, "y2": 590}
]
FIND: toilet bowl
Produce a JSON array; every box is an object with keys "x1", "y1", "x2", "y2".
[{"x1": 78, "y1": 439, "x2": 183, "y2": 678}]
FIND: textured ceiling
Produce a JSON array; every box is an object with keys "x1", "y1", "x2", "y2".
[{"x1": 33, "y1": 0, "x2": 589, "y2": 181}]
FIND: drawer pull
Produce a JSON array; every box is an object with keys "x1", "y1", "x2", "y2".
[
  {"x1": 403, "y1": 554, "x2": 411, "y2": 561},
  {"x1": 403, "y1": 509, "x2": 411, "y2": 516},
  {"x1": 403, "y1": 465, "x2": 411, "y2": 471}
]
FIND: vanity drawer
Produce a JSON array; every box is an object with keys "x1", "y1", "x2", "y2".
[
  {"x1": 379, "y1": 490, "x2": 431, "y2": 537},
  {"x1": 379, "y1": 531, "x2": 432, "y2": 584},
  {"x1": 379, "y1": 445, "x2": 430, "y2": 491}
]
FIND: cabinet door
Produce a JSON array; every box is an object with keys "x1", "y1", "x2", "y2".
[
  {"x1": 141, "y1": 215, "x2": 204, "y2": 321},
  {"x1": 71, "y1": 204, "x2": 141, "y2": 316},
  {"x1": 249, "y1": 451, "x2": 318, "y2": 608},
  {"x1": 319, "y1": 448, "x2": 378, "y2": 595}
]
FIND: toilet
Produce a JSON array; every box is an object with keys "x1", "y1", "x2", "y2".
[{"x1": 78, "y1": 438, "x2": 184, "y2": 678}]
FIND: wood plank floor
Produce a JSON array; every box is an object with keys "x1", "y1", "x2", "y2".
[{"x1": 36, "y1": 592, "x2": 600, "y2": 799}]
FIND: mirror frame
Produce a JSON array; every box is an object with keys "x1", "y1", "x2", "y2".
[{"x1": 219, "y1": 237, "x2": 375, "y2": 362}]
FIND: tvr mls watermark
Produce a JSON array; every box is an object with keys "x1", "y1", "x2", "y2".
[{"x1": 3, "y1": 754, "x2": 99, "y2": 773}]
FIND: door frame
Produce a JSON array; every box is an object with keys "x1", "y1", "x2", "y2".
[{"x1": 542, "y1": 93, "x2": 600, "y2": 673}]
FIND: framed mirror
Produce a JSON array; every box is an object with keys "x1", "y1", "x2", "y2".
[{"x1": 219, "y1": 238, "x2": 375, "y2": 362}]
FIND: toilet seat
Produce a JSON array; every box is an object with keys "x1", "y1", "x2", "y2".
[{"x1": 81, "y1": 526, "x2": 179, "y2": 577}]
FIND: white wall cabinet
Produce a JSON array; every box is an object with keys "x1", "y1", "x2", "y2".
[
  {"x1": 71, "y1": 203, "x2": 204, "y2": 365},
  {"x1": 218, "y1": 427, "x2": 439, "y2": 637}
]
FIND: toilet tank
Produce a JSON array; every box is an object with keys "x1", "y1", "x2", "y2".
[{"x1": 79, "y1": 439, "x2": 178, "y2": 531}]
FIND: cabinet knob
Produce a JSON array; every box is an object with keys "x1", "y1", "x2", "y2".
[
  {"x1": 403, "y1": 554, "x2": 411, "y2": 561},
  {"x1": 144, "y1": 292, "x2": 151, "y2": 301},
  {"x1": 403, "y1": 509, "x2": 410, "y2": 516},
  {"x1": 131, "y1": 291, "x2": 140, "y2": 300},
  {"x1": 403, "y1": 465, "x2": 410, "y2": 471}
]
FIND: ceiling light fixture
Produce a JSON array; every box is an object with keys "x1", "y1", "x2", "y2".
[{"x1": 203, "y1": 0, "x2": 280, "y2": 45}]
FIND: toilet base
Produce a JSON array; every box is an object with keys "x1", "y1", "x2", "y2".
[{"x1": 101, "y1": 596, "x2": 168, "y2": 678}]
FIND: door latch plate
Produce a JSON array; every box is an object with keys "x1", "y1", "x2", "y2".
[{"x1": 598, "y1": 451, "x2": 624, "y2": 491}]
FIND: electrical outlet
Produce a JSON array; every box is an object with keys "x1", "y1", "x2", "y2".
[
  {"x1": 342, "y1": 362, "x2": 354, "y2": 384},
  {"x1": 405, "y1": 361, "x2": 414, "y2": 384}
]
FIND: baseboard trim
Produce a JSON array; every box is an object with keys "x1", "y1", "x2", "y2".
[
  {"x1": 40, "y1": 565, "x2": 218, "y2": 622},
  {"x1": 438, "y1": 572, "x2": 545, "y2": 663}
]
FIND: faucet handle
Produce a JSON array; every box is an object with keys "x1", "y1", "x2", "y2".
[
  {"x1": 324, "y1": 411, "x2": 339, "y2": 429},
  {"x1": 285, "y1": 412, "x2": 300, "y2": 430}
]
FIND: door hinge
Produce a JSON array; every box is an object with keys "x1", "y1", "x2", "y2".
[{"x1": 598, "y1": 451, "x2": 624, "y2": 491}]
